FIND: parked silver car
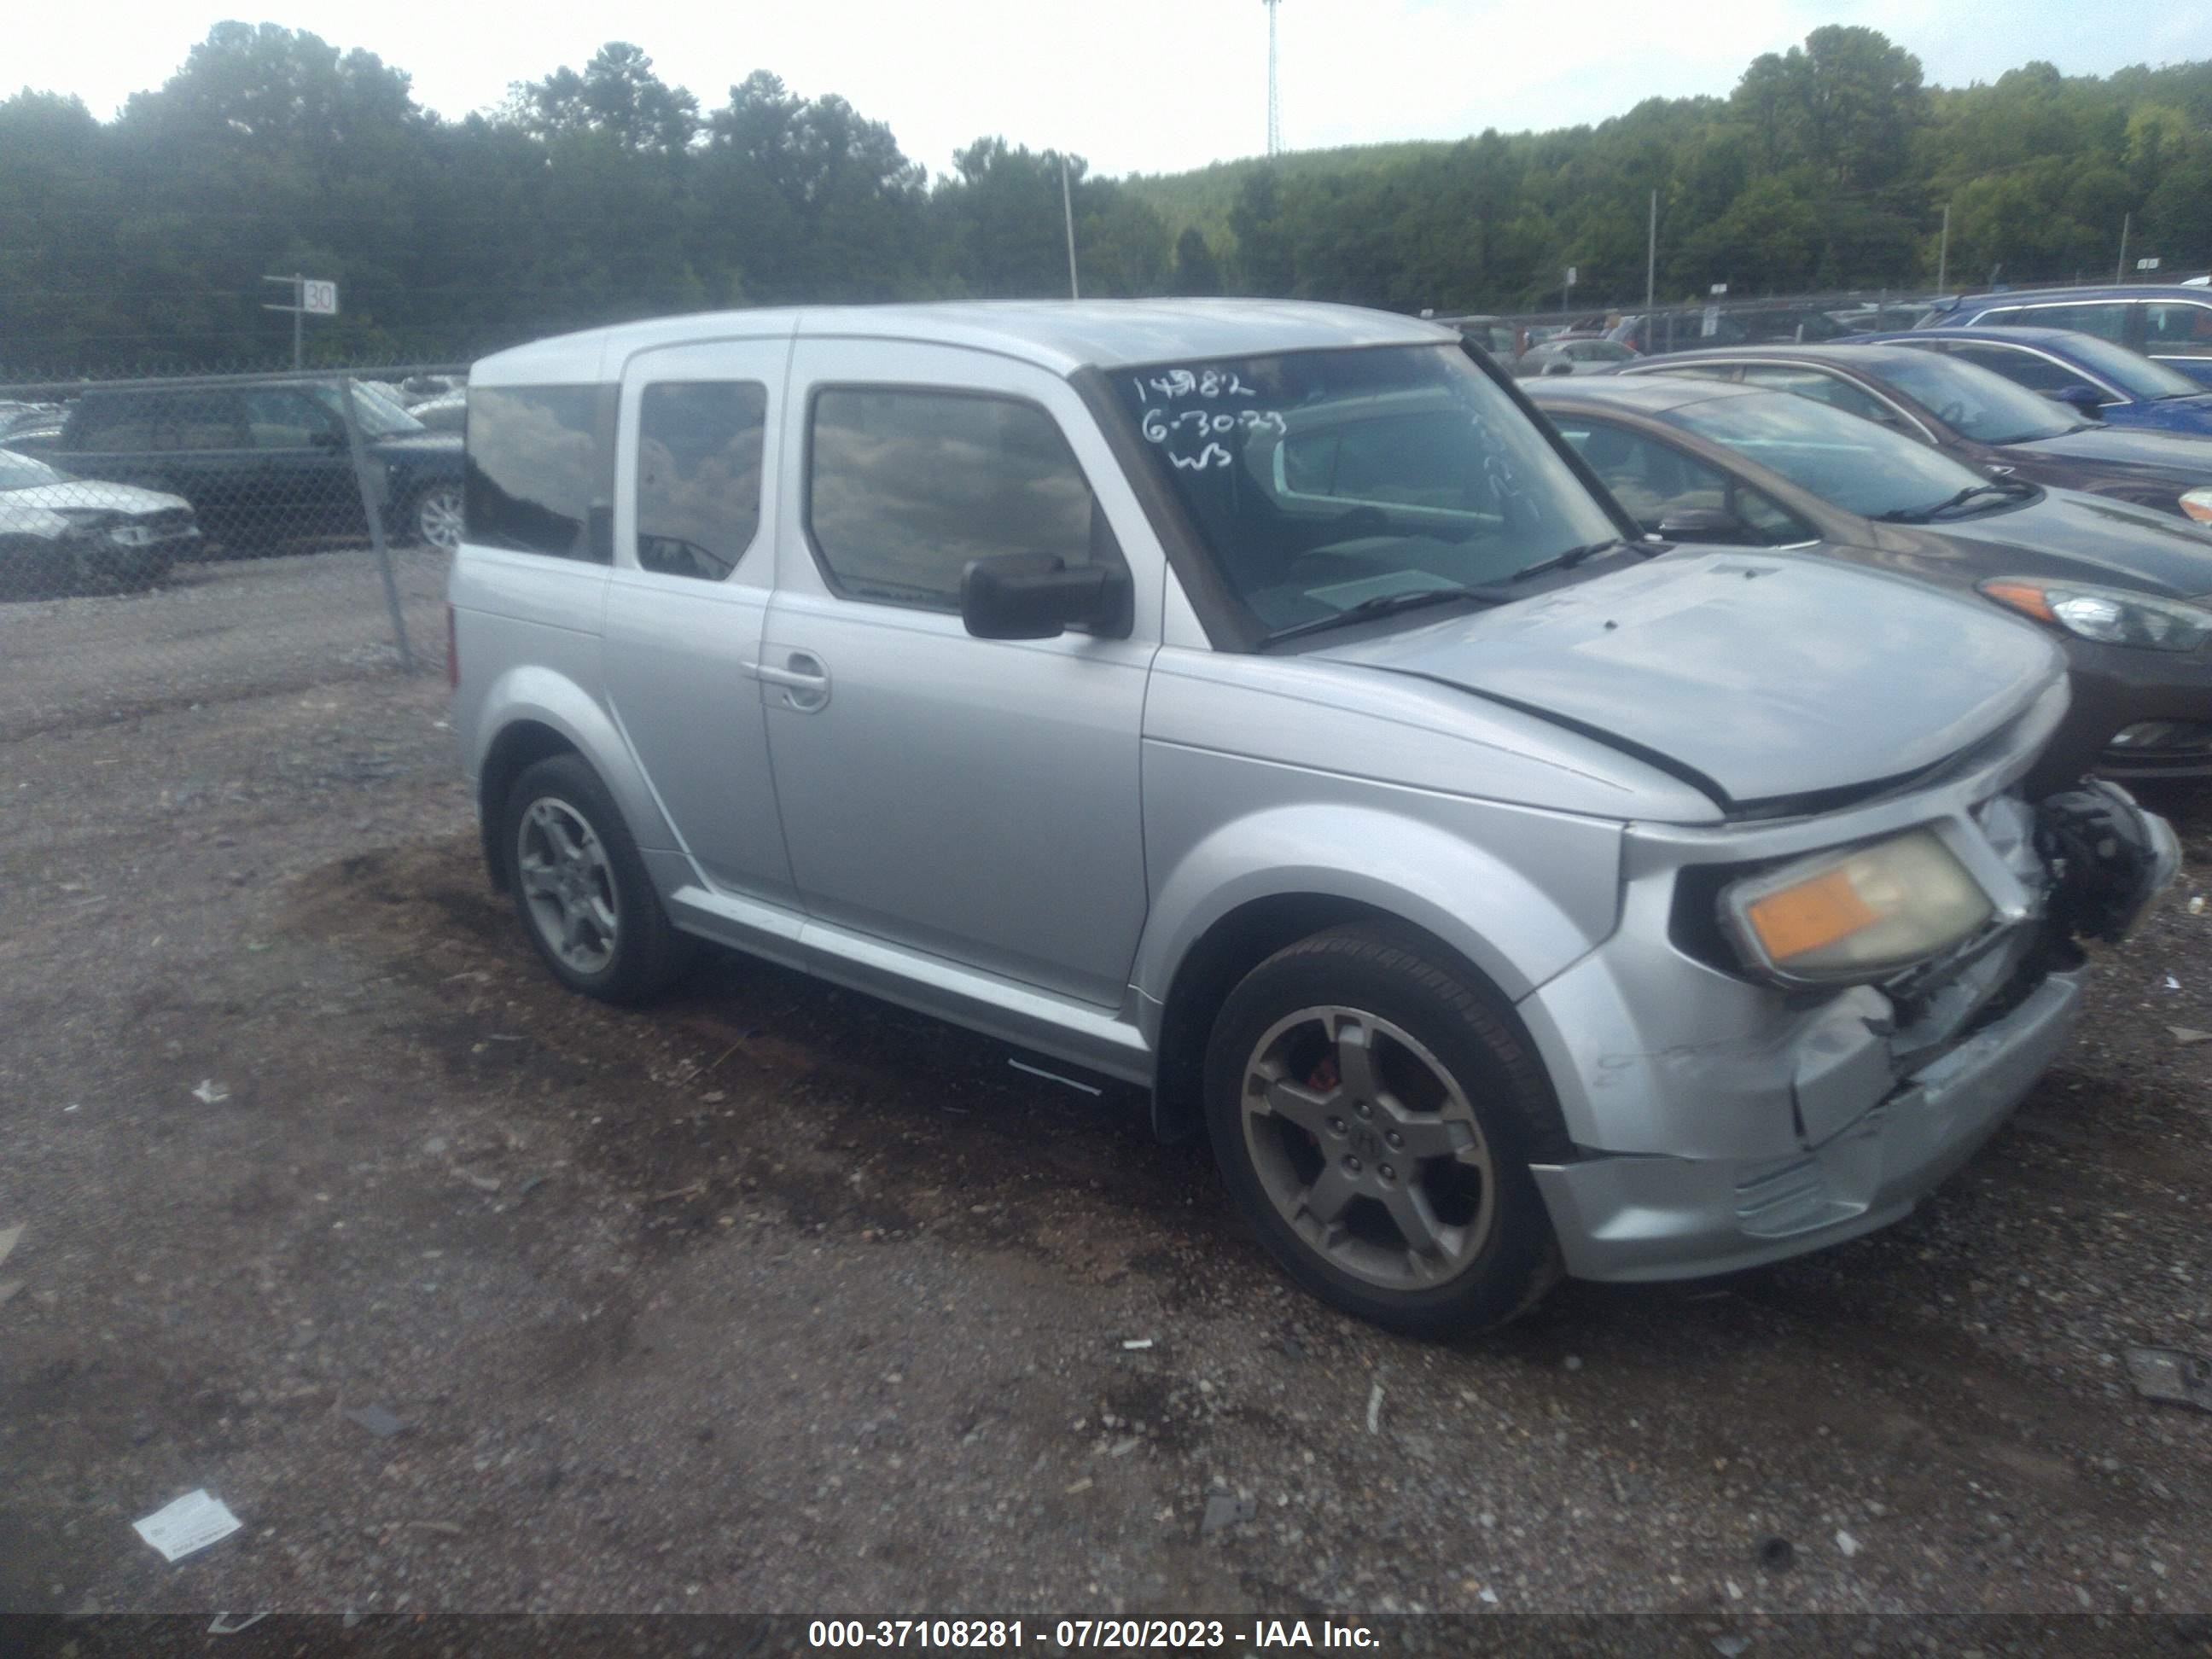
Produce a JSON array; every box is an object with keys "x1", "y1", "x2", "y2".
[{"x1": 450, "y1": 300, "x2": 2174, "y2": 1333}]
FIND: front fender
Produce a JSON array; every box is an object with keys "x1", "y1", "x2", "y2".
[
  {"x1": 1132, "y1": 794, "x2": 1626, "y2": 1022},
  {"x1": 469, "y1": 661, "x2": 678, "y2": 856}
]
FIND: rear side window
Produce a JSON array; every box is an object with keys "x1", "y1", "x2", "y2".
[
  {"x1": 635, "y1": 381, "x2": 767, "y2": 581},
  {"x1": 73, "y1": 392, "x2": 242, "y2": 452},
  {"x1": 465, "y1": 385, "x2": 617, "y2": 562},
  {"x1": 806, "y1": 387, "x2": 1103, "y2": 611},
  {"x1": 242, "y1": 388, "x2": 338, "y2": 450},
  {"x1": 2021, "y1": 302, "x2": 2127, "y2": 343}
]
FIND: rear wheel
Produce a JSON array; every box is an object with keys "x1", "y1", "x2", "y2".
[
  {"x1": 504, "y1": 754, "x2": 695, "y2": 1004},
  {"x1": 1202, "y1": 923, "x2": 1565, "y2": 1335}
]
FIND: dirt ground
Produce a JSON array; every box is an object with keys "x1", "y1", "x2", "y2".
[{"x1": 3, "y1": 566, "x2": 2211, "y2": 1629}]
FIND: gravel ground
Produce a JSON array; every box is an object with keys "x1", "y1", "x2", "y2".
[{"x1": 2, "y1": 566, "x2": 2209, "y2": 1630}]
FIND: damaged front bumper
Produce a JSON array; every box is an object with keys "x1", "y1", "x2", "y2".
[{"x1": 1516, "y1": 708, "x2": 2177, "y2": 1283}]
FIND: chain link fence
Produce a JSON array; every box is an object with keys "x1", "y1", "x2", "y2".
[{"x1": 0, "y1": 366, "x2": 466, "y2": 740}]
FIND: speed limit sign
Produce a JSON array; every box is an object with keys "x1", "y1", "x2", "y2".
[{"x1": 302, "y1": 280, "x2": 339, "y2": 315}]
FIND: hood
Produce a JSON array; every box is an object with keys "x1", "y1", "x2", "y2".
[
  {"x1": 2, "y1": 479, "x2": 191, "y2": 523},
  {"x1": 1912, "y1": 488, "x2": 2212, "y2": 597},
  {"x1": 2004, "y1": 422, "x2": 2212, "y2": 484},
  {"x1": 1310, "y1": 549, "x2": 2064, "y2": 813}
]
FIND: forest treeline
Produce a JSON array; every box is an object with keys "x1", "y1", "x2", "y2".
[{"x1": 3, "y1": 22, "x2": 2209, "y2": 373}]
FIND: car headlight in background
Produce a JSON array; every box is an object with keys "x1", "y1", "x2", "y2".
[
  {"x1": 2181, "y1": 487, "x2": 2212, "y2": 525},
  {"x1": 1720, "y1": 829, "x2": 1994, "y2": 984},
  {"x1": 1980, "y1": 577, "x2": 2212, "y2": 653}
]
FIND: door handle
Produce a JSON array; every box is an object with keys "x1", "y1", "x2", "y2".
[{"x1": 748, "y1": 651, "x2": 831, "y2": 712}]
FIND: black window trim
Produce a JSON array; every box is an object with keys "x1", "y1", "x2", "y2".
[
  {"x1": 798, "y1": 379, "x2": 1128, "y2": 622},
  {"x1": 630, "y1": 376, "x2": 771, "y2": 584}
]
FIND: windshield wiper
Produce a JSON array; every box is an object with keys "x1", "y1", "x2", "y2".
[
  {"x1": 1260, "y1": 585, "x2": 1514, "y2": 647},
  {"x1": 1507, "y1": 536, "x2": 1634, "y2": 583},
  {"x1": 1874, "y1": 480, "x2": 2034, "y2": 523}
]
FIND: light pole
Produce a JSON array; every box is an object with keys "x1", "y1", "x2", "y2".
[{"x1": 1060, "y1": 154, "x2": 1080, "y2": 300}]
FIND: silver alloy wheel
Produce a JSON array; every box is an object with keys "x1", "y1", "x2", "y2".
[
  {"x1": 1240, "y1": 1004, "x2": 1496, "y2": 1291},
  {"x1": 515, "y1": 797, "x2": 620, "y2": 975},
  {"x1": 416, "y1": 486, "x2": 463, "y2": 552}
]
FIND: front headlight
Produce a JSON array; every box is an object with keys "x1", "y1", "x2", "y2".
[
  {"x1": 2180, "y1": 487, "x2": 2212, "y2": 525},
  {"x1": 1980, "y1": 577, "x2": 2212, "y2": 653},
  {"x1": 1720, "y1": 829, "x2": 1994, "y2": 984}
]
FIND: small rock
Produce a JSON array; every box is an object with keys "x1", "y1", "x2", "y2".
[
  {"x1": 1200, "y1": 1493, "x2": 1254, "y2": 1536},
  {"x1": 344, "y1": 1405, "x2": 409, "y2": 1439},
  {"x1": 1563, "y1": 1355, "x2": 1583, "y2": 1372},
  {"x1": 1836, "y1": 1529, "x2": 1860, "y2": 1558},
  {"x1": 2168, "y1": 1027, "x2": 2212, "y2": 1045}
]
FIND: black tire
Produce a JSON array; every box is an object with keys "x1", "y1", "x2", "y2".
[
  {"x1": 503, "y1": 753, "x2": 696, "y2": 1004},
  {"x1": 1202, "y1": 922, "x2": 1566, "y2": 1336}
]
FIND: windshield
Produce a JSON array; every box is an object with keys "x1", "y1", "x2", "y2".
[
  {"x1": 0, "y1": 449, "x2": 67, "y2": 491},
  {"x1": 311, "y1": 381, "x2": 425, "y2": 439},
  {"x1": 1872, "y1": 350, "x2": 2080, "y2": 444},
  {"x1": 1112, "y1": 345, "x2": 1621, "y2": 635},
  {"x1": 1658, "y1": 389, "x2": 1999, "y2": 520},
  {"x1": 2057, "y1": 335, "x2": 2203, "y2": 401}
]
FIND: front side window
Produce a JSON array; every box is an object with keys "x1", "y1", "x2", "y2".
[
  {"x1": 1657, "y1": 388, "x2": 2005, "y2": 521},
  {"x1": 1943, "y1": 343, "x2": 2087, "y2": 395},
  {"x1": 636, "y1": 381, "x2": 767, "y2": 581},
  {"x1": 1110, "y1": 344, "x2": 1621, "y2": 634},
  {"x1": 807, "y1": 387, "x2": 1103, "y2": 610},
  {"x1": 1873, "y1": 348, "x2": 2080, "y2": 444},
  {"x1": 242, "y1": 389, "x2": 337, "y2": 450},
  {"x1": 1734, "y1": 364, "x2": 1895, "y2": 425},
  {"x1": 2144, "y1": 302, "x2": 2212, "y2": 358},
  {"x1": 74, "y1": 393, "x2": 242, "y2": 452},
  {"x1": 2054, "y1": 333, "x2": 2201, "y2": 398},
  {"x1": 465, "y1": 385, "x2": 616, "y2": 562},
  {"x1": 1554, "y1": 417, "x2": 1809, "y2": 544}
]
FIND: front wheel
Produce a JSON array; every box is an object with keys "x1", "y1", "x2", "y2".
[
  {"x1": 503, "y1": 754, "x2": 695, "y2": 1004},
  {"x1": 1202, "y1": 923, "x2": 1566, "y2": 1336}
]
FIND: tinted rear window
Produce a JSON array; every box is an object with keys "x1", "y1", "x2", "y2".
[{"x1": 464, "y1": 385, "x2": 617, "y2": 562}]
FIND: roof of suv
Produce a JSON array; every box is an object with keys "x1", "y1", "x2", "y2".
[
  {"x1": 1938, "y1": 284, "x2": 2212, "y2": 314},
  {"x1": 473, "y1": 300, "x2": 1453, "y2": 386},
  {"x1": 1621, "y1": 341, "x2": 1929, "y2": 375}
]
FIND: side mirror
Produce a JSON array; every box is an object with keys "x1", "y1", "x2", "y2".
[
  {"x1": 311, "y1": 427, "x2": 346, "y2": 450},
  {"x1": 1541, "y1": 358, "x2": 1576, "y2": 377},
  {"x1": 2049, "y1": 384, "x2": 2104, "y2": 419},
  {"x1": 1654, "y1": 505, "x2": 1753, "y2": 544},
  {"x1": 961, "y1": 552, "x2": 1126, "y2": 640}
]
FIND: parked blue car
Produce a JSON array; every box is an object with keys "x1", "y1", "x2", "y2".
[
  {"x1": 1856, "y1": 326, "x2": 2212, "y2": 436},
  {"x1": 1918, "y1": 286, "x2": 2212, "y2": 387}
]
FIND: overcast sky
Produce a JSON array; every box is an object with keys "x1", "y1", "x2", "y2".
[{"x1": 11, "y1": 1, "x2": 2212, "y2": 179}]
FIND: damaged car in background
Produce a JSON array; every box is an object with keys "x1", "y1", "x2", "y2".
[
  {"x1": 451, "y1": 301, "x2": 2176, "y2": 1333},
  {"x1": 0, "y1": 445, "x2": 200, "y2": 597}
]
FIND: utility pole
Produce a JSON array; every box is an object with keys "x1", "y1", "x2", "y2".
[
  {"x1": 1645, "y1": 190, "x2": 1657, "y2": 313},
  {"x1": 1263, "y1": 0, "x2": 1283, "y2": 157},
  {"x1": 1060, "y1": 154, "x2": 1080, "y2": 300},
  {"x1": 1936, "y1": 201, "x2": 1950, "y2": 295},
  {"x1": 2116, "y1": 212, "x2": 2131, "y2": 285}
]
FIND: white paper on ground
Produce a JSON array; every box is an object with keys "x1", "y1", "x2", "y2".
[{"x1": 132, "y1": 1489, "x2": 243, "y2": 1562}]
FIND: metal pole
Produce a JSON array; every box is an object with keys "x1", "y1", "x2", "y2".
[
  {"x1": 1060, "y1": 156, "x2": 1080, "y2": 301},
  {"x1": 1645, "y1": 190, "x2": 1656, "y2": 313},
  {"x1": 292, "y1": 273, "x2": 304, "y2": 370},
  {"x1": 1936, "y1": 203, "x2": 1949, "y2": 295},
  {"x1": 2116, "y1": 213, "x2": 2130, "y2": 285},
  {"x1": 338, "y1": 374, "x2": 415, "y2": 672}
]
